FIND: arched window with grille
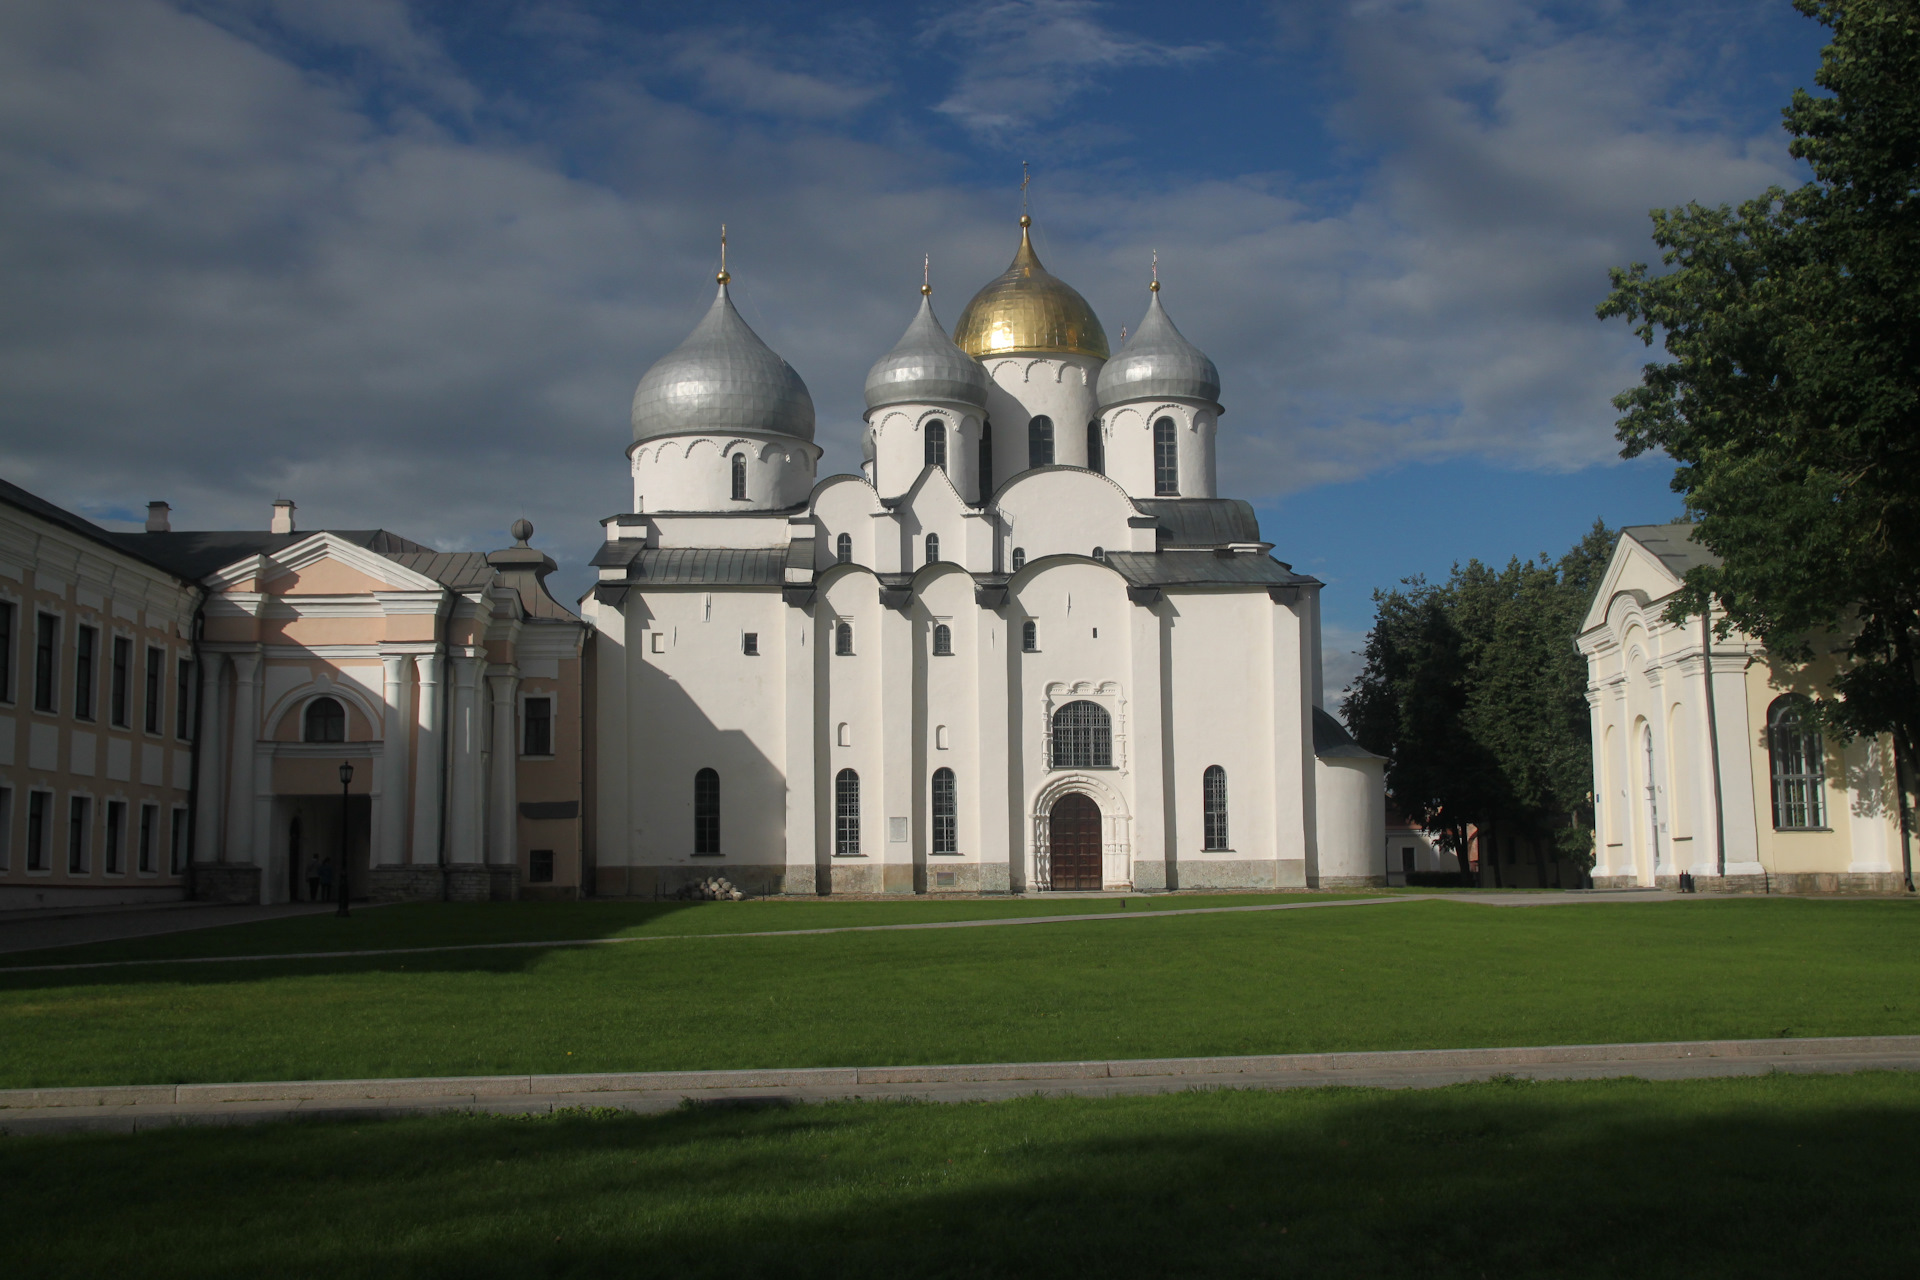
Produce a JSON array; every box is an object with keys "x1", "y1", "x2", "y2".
[
  {"x1": 932, "y1": 623, "x2": 952, "y2": 656},
  {"x1": 978, "y1": 420, "x2": 993, "y2": 503},
  {"x1": 1022, "y1": 620, "x2": 1038, "y2": 652},
  {"x1": 835, "y1": 769, "x2": 861, "y2": 855},
  {"x1": 694, "y1": 768, "x2": 720, "y2": 854},
  {"x1": 1203, "y1": 765, "x2": 1228, "y2": 850},
  {"x1": 1153, "y1": 417, "x2": 1178, "y2": 496},
  {"x1": 304, "y1": 696, "x2": 345, "y2": 743},
  {"x1": 835, "y1": 621, "x2": 853, "y2": 656},
  {"x1": 1011, "y1": 547, "x2": 1026, "y2": 572},
  {"x1": 1051, "y1": 700, "x2": 1112, "y2": 768},
  {"x1": 925, "y1": 533, "x2": 940, "y2": 565},
  {"x1": 730, "y1": 453, "x2": 748, "y2": 501},
  {"x1": 931, "y1": 767, "x2": 957, "y2": 854},
  {"x1": 1028, "y1": 415, "x2": 1054, "y2": 468},
  {"x1": 925, "y1": 420, "x2": 946, "y2": 471},
  {"x1": 1086, "y1": 420, "x2": 1105, "y2": 474},
  {"x1": 1768, "y1": 696, "x2": 1827, "y2": 829},
  {"x1": 836, "y1": 532, "x2": 852, "y2": 564},
  {"x1": 1091, "y1": 547, "x2": 1104, "y2": 562}
]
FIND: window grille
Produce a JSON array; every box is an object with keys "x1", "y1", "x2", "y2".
[
  {"x1": 835, "y1": 769, "x2": 861, "y2": 855},
  {"x1": 742, "y1": 632, "x2": 758, "y2": 655},
  {"x1": 835, "y1": 622, "x2": 853, "y2": 656},
  {"x1": 694, "y1": 768, "x2": 721, "y2": 854},
  {"x1": 528, "y1": 849, "x2": 555, "y2": 882},
  {"x1": 1154, "y1": 417, "x2": 1179, "y2": 496},
  {"x1": 1091, "y1": 547, "x2": 1104, "y2": 562},
  {"x1": 932, "y1": 623, "x2": 952, "y2": 656},
  {"x1": 1022, "y1": 620, "x2": 1038, "y2": 652},
  {"x1": 1011, "y1": 547, "x2": 1026, "y2": 572},
  {"x1": 304, "y1": 697, "x2": 346, "y2": 743},
  {"x1": 34, "y1": 614, "x2": 58, "y2": 712},
  {"x1": 925, "y1": 420, "x2": 946, "y2": 470},
  {"x1": 1203, "y1": 765, "x2": 1228, "y2": 849},
  {"x1": 1086, "y1": 420, "x2": 1104, "y2": 474},
  {"x1": 925, "y1": 533, "x2": 939, "y2": 565},
  {"x1": 932, "y1": 767, "x2": 957, "y2": 854},
  {"x1": 730, "y1": 453, "x2": 747, "y2": 501},
  {"x1": 522, "y1": 697, "x2": 553, "y2": 756},
  {"x1": 1768, "y1": 696, "x2": 1827, "y2": 829},
  {"x1": 74, "y1": 624, "x2": 96, "y2": 720},
  {"x1": 836, "y1": 533, "x2": 852, "y2": 564},
  {"x1": 1051, "y1": 700, "x2": 1112, "y2": 768},
  {"x1": 1029, "y1": 415, "x2": 1054, "y2": 468}
]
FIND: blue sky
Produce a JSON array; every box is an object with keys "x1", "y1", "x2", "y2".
[{"x1": 0, "y1": 0, "x2": 1832, "y2": 696}]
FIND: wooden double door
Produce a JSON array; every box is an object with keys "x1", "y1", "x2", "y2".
[{"x1": 1048, "y1": 793, "x2": 1104, "y2": 891}]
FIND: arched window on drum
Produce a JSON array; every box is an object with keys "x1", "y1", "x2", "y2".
[
  {"x1": 730, "y1": 453, "x2": 748, "y2": 501},
  {"x1": 925, "y1": 420, "x2": 947, "y2": 471}
]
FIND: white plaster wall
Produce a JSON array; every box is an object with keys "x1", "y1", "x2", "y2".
[
  {"x1": 1101, "y1": 402, "x2": 1218, "y2": 500},
  {"x1": 811, "y1": 478, "x2": 884, "y2": 569},
  {"x1": 981, "y1": 355, "x2": 1104, "y2": 489},
  {"x1": 917, "y1": 569, "x2": 982, "y2": 865},
  {"x1": 868, "y1": 405, "x2": 982, "y2": 504},
  {"x1": 996, "y1": 469, "x2": 1139, "y2": 568},
  {"x1": 1315, "y1": 756, "x2": 1386, "y2": 880},
  {"x1": 1163, "y1": 590, "x2": 1277, "y2": 864},
  {"x1": 819, "y1": 572, "x2": 886, "y2": 861},
  {"x1": 631, "y1": 434, "x2": 818, "y2": 513}
]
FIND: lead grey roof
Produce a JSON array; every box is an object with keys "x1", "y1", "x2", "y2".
[
  {"x1": 106, "y1": 528, "x2": 434, "y2": 583},
  {"x1": 864, "y1": 294, "x2": 990, "y2": 412},
  {"x1": 631, "y1": 282, "x2": 815, "y2": 443},
  {"x1": 1312, "y1": 707, "x2": 1379, "y2": 760},
  {"x1": 386, "y1": 550, "x2": 496, "y2": 591},
  {"x1": 1097, "y1": 290, "x2": 1221, "y2": 411},
  {"x1": 1622, "y1": 522, "x2": 1719, "y2": 580},
  {"x1": 1103, "y1": 550, "x2": 1312, "y2": 589},
  {"x1": 624, "y1": 548, "x2": 788, "y2": 585},
  {"x1": 1133, "y1": 498, "x2": 1260, "y2": 548}
]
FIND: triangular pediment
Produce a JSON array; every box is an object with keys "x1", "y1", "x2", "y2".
[
  {"x1": 1579, "y1": 532, "x2": 1684, "y2": 634},
  {"x1": 204, "y1": 533, "x2": 444, "y2": 596}
]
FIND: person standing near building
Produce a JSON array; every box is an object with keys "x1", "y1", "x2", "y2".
[
  {"x1": 318, "y1": 858, "x2": 335, "y2": 903},
  {"x1": 305, "y1": 856, "x2": 320, "y2": 903}
]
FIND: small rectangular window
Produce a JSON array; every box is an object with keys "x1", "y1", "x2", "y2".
[
  {"x1": 68, "y1": 795, "x2": 91, "y2": 874},
  {"x1": 0, "y1": 600, "x2": 14, "y2": 703},
  {"x1": 176, "y1": 658, "x2": 194, "y2": 739},
  {"x1": 169, "y1": 808, "x2": 188, "y2": 875},
  {"x1": 144, "y1": 646, "x2": 164, "y2": 733},
  {"x1": 138, "y1": 803, "x2": 157, "y2": 873},
  {"x1": 528, "y1": 849, "x2": 555, "y2": 883},
  {"x1": 650, "y1": 632, "x2": 665, "y2": 654},
  {"x1": 27, "y1": 791, "x2": 50, "y2": 871},
  {"x1": 523, "y1": 696, "x2": 553, "y2": 757},
  {"x1": 0, "y1": 787, "x2": 11, "y2": 870},
  {"x1": 34, "y1": 614, "x2": 58, "y2": 712},
  {"x1": 74, "y1": 624, "x2": 97, "y2": 720},
  {"x1": 110, "y1": 635, "x2": 131, "y2": 727},
  {"x1": 105, "y1": 799, "x2": 126, "y2": 874},
  {"x1": 742, "y1": 632, "x2": 759, "y2": 656}
]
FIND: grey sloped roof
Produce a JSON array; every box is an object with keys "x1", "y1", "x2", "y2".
[
  {"x1": 0, "y1": 477, "x2": 193, "y2": 582},
  {"x1": 1622, "y1": 522, "x2": 1720, "y2": 580},
  {"x1": 1097, "y1": 290, "x2": 1221, "y2": 410},
  {"x1": 1133, "y1": 498, "x2": 1260, "y2": 548},
  {"x1": 106, "y1": 529, "x2": 433, "y2": 582},
  {"x1": 865, "y1": 294, "x2": 990, "y2": 412},
  {"x1": 386, "y1": 550, "x2": 495, "y2": 592},
  {"x1": 630, "y1": 282, "x2": 815, "y2": 443},
  {"x1": 1105, "y1": 550, "x2": 1312, "y2": 589},
  {"x1": 628, "y1": 548, "x2": 788, "y2": 585},
  {"x1": 1312, "y1": 707, "x2": 1379, "y2": 760}
]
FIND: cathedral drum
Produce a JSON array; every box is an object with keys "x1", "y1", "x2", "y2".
[{"x1": 1047, "y1": 792, "x2": 1104, "y2": 891}]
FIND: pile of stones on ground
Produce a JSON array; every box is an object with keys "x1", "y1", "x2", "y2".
[{"x1": 676, "y1": 876, "x2": 746, "y2": 901}]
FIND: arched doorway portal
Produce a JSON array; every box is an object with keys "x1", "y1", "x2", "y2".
[{"x1": 1048, "y1": 792, "x2": 1103, "y2": 890}]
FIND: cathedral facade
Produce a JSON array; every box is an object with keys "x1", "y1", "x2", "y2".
[{"x1": 584, "y1": 218, "x2": 1384, "y2": 896}]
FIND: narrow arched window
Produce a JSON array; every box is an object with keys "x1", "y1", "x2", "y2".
[
  {"x1": 836, "y1": 532, "x2": 852, "y2": 564},
  {"x1": 932, "y1": 623, "x2": 952, "y2": 656},
  {"x1": 1203, "y1": 765, "x2": 1228, "y2": 850},
  {"x1": 978, "y1": 420, "x2": 994, "y2": 503},
  {"x1": 1154, "y1": 418, "x2": 1178, "y2": 495},
  {"x1": 730, "y1": 453, "x2": 747, "y2": 501},
  {"x1": 925, "y1": 420, "x2": 947, "y2": 471},
  {"x1": 693, "y1": 768, "x2": 720, "y2": 854},
  {"x1": 835, "y1": 768, "x2": 861, "y2": 855},
  {"x1": 835, "y1": 621, "x2": 854, "y2": 656},
  {"x1": 932, "y1": 767, "x2": 957, "y2": 854},
  {"x1": 1028, "y1": 415, "x2": 1054, "y2": 468},
  {"x1": 1091, "y1": 547, "x2": 1104, "y2": 562},
  {"x1": 1051, "y1": 700, "x2": 1112, "y2": 768},
  {"x1": 1768, "y1": 696, "x2": 1826, "y2": 829},
  {"x1": 1011, "y1": 547, "x2": 1026, "y2": 572},
  {"x1": 1086, "y1": 420, "x2": 1104, "y2": 474},
  {"x1": 304, "y1": 696, "x2": 345, "y2": 743},
  {"x1": 925, "y1": 533, "x2": 940, "y2": 565},
  {"x1": 1022, "y1": 620, "x2": 1038, "y2": 652}
]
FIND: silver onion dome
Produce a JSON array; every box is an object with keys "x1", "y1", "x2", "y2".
[
  {"x1": 631, "y1": 281, "x2": 815, "y2": 442},
  {"x1": 1096, "y1": 289, "x2": 1221, "y2": 411},
  {"x1": 863, "y1": 292, "x2": 990, "y2": 412}
]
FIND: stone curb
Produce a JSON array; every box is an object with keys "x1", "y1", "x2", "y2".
[{"x1": 10, "y1": 1035, "x2": 1919, "y2": 1113}]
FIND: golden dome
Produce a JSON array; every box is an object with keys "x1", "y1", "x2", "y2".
[{"x1": 953, "y1": 216, "x2": 1109, "y2": 360}]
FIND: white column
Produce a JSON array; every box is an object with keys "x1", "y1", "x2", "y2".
[
  {"x1": 193, "y1": 653, "x2": 226, "y2": 864},
  {"x1": 225, "y1": 651, "x2": 260, "y2": 868},
  {"x1": 487, "y1": 671, "x2": 519, "y2": 867},
  {"x1": 1127, "y1": 600, "x2": 1167, "y2": 890},
  {"x1": 878, "y1": 601, "x2": 914, "y2": 892},
  {"x1": 377, "y1": 655, "x2": 411, "y2": 866},
  {"x1": 586, "y1": 596, "x2": 627, "y2": 897},
  {"x1": 782, "y1": 603, "x2": 817, "y2": 894},
  {"x1": 447, "y1": 656, "x2": 484, "y2": 863},
  {"x1": 975, "y1": 605, "x2": 1011, "y2": 892},
  {"x1": 410, "y1": 652, "x2": 443, "y2": 865}
]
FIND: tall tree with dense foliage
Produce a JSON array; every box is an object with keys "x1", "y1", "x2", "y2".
[{"x1": 1597, "y1": 0, "x2": 1920, "y2": 872}]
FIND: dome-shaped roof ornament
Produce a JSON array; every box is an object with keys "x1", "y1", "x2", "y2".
[
  {"x1": 1097, "y1": 267, "x2": 1221, "y2": 411},
  {"x1": 630, "y1": 230, "x2": 815, "y2": 443},
  {"x1": 953, "y1": 213, "x2": 1109, "y2": 361},
  {"x1": 864, "y1": 263, "x2": 990, "y2": 412}
]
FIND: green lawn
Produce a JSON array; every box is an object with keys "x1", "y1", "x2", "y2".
[
  {"x1": 8, "y1": 1073, "x2": 1920, "y2": 1278},
  {"x1": 2, "y1": 898, "x2": 1917, "y2": 1089}
]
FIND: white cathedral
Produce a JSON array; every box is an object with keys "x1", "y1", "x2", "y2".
[{"x1": 581, "y1": 216, "x2": 1384, "y2": 896}]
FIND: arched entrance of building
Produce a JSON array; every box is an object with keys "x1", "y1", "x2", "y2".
[{"x1": 1048, "y1": 792, "x2": 1103, "y2": 891}]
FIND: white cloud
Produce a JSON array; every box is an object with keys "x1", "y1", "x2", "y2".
[{"x1": 670, "y1": 32, "x2": 884, "y2": 120}]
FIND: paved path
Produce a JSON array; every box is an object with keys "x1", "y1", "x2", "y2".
[
  {"x1": 5, "y1": 1035, "x2": 1914, "y2": 1135},
  {"x1": 0, "y1": 902, "x2": 343, "y2": 957},
  {"x1": 0, "y1": 890, "x2": 1694, "y2": 975}
]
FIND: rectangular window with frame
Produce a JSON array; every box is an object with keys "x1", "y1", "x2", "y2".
[
  {"x1": 176, "y1": 657, "x2": 194, "y2": 740},
  {"x1": 528, "y1": 849, "x2": 555, "y2": 882},
  {"x1": 522, "y1": 696, "x2": 553, "y2": 757},
  {"x1": 104, "y1": 799, "x2": 126, "y2": 874},
  {"x1": 27, "y1": 791, "x2": 50, "y2": 871},
  {"x1": 68, "y1": 795, "x2": 91, "y2": 874},
  {"x1": 0, "y1": 786, "x2": 11, "y2": 871},
  {"x1": 144, "y1": 645, "x2": 164, "y2": 733},
  {"x1": 110, "y1": 635, "x2": 131, "y2": 727},
  {"x1": 34, "y1": 613, "x2": 59, "y2": 712},
  {"x1": 138, "y1": 803, "x2": 158, "y2": 873},
  {"x1": 0, "y1": 599, "x2": 14, "y2": 703},
  {"x1": 74, "y1": 625, "x2": 97, "y2": 721},
  {"x1": 742, "y1": 632, "x2": 758, "y2": 656},
  {"x1": 169, "y1": 807, "x2": 189, "y2": 875}
]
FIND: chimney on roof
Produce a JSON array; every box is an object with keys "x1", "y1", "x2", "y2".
[
  {"x1": 145, "y1": 502, "x2": 171, "y2": 534},
  {"x1": 271, "y1": 499, "x2": 296, "y2": 535}
]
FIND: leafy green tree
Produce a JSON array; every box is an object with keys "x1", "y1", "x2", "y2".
[{"x1": 1597, "y1": 0, "x2": 1919, "y2": 884}]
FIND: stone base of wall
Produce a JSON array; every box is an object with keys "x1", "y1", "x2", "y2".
[
  {"x1": 192, "y1": 864, "x2": 261, "y2": 904},
  {"x1": 489, "y1": 867, "x2": 521, "y2": 902},
  {"x1": 924, "y1": 860, "x2": 989, "y2": 892},
  {"x1": 1173, "y1": 859, "x2": 1306, "y2": 891},
  {"x1": 827, "y1": 860, "x2": 881, "y2": 895},
  {"x1": 593, "y1": 864, "x2": 787, "y2": 899},
  {"x1": 1314, "y1": 875, "x2": 1389, "y2": 890},
  {"x1": 780, "y1": 866, "x2": 821, "y2": 896},
  {"x1": 366, "y1": 866, "x2": 446, "y2": 903},
  {"x1": 1132, "y1": 859, "x2": 1168, "y2": 891},
  {"x1": 1668, "y1": 871, "x2": 1910, "y2": 895},
  {"x1": 443, "y1": 865, "x2": 491, "y2": 903},
  {"x1": 1590, "y1": 875, "x2": 1640, "y2": 889}
]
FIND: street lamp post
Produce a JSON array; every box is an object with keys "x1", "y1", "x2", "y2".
[{"x1": 337, "y1": 760, "x2": 354, "y2": 918}]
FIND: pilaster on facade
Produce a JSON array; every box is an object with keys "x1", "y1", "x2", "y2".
[
  {"x1": 193, "y1": 652, "x2": 228, "y2": 864},
  {"x1": 224, "y1": 650, "x2": 262, "y2": 872},
  {"x1": 1126, "y1": 601, "x2": 1166, "y2": 891},
  {"x1": 486, "y1": 670, "x2": 519, "y2": 867},
  {"x1": 445, "y1": 654, "x2": 486, "y2": 865},
  {"x1": 376, "y1": 654, "x2": 412, "y2": 867},
  {"x1": 780, "y1": 599, "x2": 817, "y2": 895},
  {"x1": 410, "y1": 652, "x2": 444, "y2": 866}
]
